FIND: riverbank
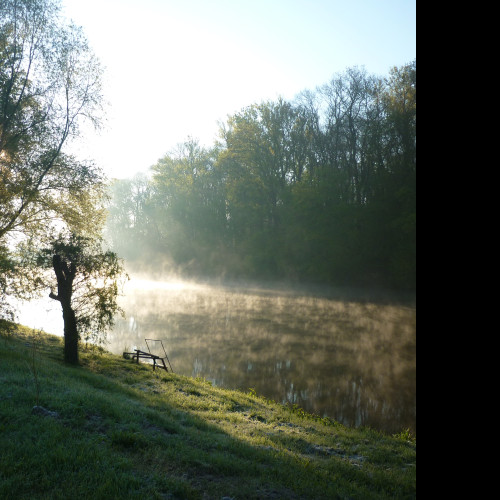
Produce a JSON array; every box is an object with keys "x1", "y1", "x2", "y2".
[{"x1": 0, "y1": 322, "x2": 416, "y2": 499}]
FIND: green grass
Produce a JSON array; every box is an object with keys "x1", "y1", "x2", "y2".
[{"x1": 0, "y1": 320, "x2": 416, "y2": 499}]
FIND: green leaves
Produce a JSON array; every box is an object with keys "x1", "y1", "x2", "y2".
[
  {"x1": 1, "y1": 0, "x2": 111, "y2": 324},
  {"x1": 0, "y1": 0, "x2": 105, "y2": 244},
  {"x1": 41, "y1": 232, "x2": 128, "y2": 351}
]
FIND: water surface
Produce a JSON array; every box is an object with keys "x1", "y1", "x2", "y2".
[{"x1": 108, "y1": 279, "x2": 416, "y2": 435}]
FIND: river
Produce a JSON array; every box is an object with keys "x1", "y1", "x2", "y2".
[{"x1": 109, "y1": 278, "x2": 416, "y2": 435}]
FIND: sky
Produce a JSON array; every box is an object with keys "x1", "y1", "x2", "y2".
[{"x1": 61, "y1": 0, "x2": 416, "y2": 180}]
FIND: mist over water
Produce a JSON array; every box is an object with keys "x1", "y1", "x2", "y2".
[
  {"x1": 12, "y1": 275, "x2": 416, "y2": 434},
  {"x1": 108, "y1": 276, "x2": 416, "y2": 435}
]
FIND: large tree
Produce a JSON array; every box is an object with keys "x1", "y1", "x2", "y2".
[
  {"x1": 0, "y1": 0, "x2": 105, "y2": 245},
  {"x1": 1, "y1": 0, "x2": 108, "y2": 320},
  {"x1": 37, "y1": 233, "x2": 127, "y2": 364}
]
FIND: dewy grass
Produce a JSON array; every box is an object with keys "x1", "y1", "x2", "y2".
[{"x1": 0, "y1": 320, "x2": 416, "y2": 499}]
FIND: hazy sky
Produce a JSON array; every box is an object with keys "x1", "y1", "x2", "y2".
[{"x1": 61, "y1": 0, "x2": 416, "y2": 179}]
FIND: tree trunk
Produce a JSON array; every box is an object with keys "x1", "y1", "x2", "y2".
[
  {"x1": 62, "y1": 304, "x2": 79, "y2": 364},
  {"x1": 49, "y1": 254, "x2": 79, "y2": 364}
]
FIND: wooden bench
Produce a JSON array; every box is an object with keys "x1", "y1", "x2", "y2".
[
  {"x1": 125, "y1": 349, "x2": 169, "y2": 372},
  {"x1": 124, "y1": 339, "x2": 173, "y2": 373}
]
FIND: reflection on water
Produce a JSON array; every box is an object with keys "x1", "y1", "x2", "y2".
[{"x1": 108, "y1": 279, "x2": 416, "y2": 435}]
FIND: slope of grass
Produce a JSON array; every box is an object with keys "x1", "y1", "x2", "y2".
[{"x1": 0, "y1": 321, "x2": 416, "y2": 499}]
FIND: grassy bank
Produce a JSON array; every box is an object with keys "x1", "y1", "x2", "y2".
[{"x1": 0, "y1": 321, "x2": 416, "y2": 499}]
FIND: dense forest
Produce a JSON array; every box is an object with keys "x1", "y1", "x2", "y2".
[{"x1": 106, "y1": 62, "x2": 416, "y2": 291}]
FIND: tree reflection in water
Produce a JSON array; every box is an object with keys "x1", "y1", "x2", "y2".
[{"x1": 108, "y1": 279, "x2": 416, "y2": 435}]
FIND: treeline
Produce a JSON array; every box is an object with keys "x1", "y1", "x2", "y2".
[{"x1": 106, "y1": 62, "x2": 416, "y2": 290}]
